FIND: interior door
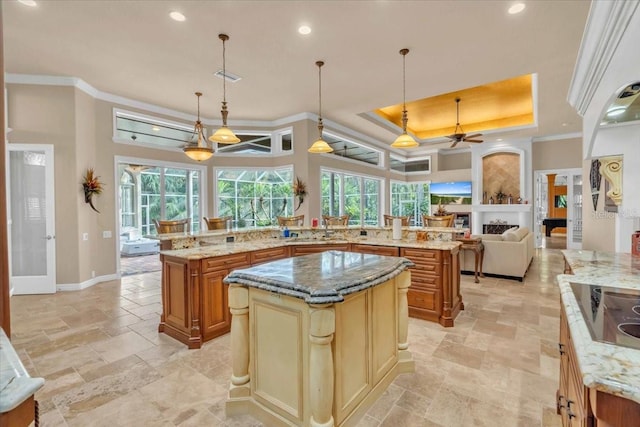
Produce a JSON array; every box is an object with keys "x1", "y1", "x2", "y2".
[
  {"x1": 6, "y1": 144, "x2": 56, "y2": 294},
  {"x1": 566, "y1": 173, "x2": 583, "y2": 250}
]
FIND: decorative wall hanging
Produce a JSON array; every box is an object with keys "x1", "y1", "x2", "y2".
[
  {"x1": 293, "y1": 177, "x2": 307, "y2": 211},
  {"x1": 589, "y1": 158, "x2": 601, "y2": 211},
  {"x1": 82, "y1": 168, "x2": 103, "y2": 213},
  {"x1": 600, "y1": 156, "x2": 623, "y2": 209}
]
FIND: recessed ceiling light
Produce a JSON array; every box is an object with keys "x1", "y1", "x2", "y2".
[
  {"x1": 18, "y1": 0, "x2": 38, "y2": 6},
  {"x1": 508, "y1": 3, "x2": 526, "y2": 14},
  {"x1": 169, "y1": 11, "x2": 186, "y2": 22},
  {"x1": 152, "y1": 126, "x2": 160, "y2": 132},
  {"x1": 298, "y1": 25, "x2": 312, "y2": 35},
  {"x1": 562, "y1": 123, "x2": 568, "y2": 127},
  {"x1": 496, "y1": 138, "x2": 503, "y2": 142}
]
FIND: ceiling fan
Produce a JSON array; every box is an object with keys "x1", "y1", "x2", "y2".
[{"x1": 446, "y1": 97, "x2": 483, "y2": 148}]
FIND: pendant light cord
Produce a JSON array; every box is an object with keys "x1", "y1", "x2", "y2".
[
  {"x1": 318, "y1": 62, "x2": 322, "y2": 119},
  {"x1": 222, "y1": 38, "x2": 227, "y2": 103}
]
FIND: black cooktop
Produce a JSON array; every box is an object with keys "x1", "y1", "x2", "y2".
[{"x1": 570, "y1": 282, "x2": 640, "y2": 351}]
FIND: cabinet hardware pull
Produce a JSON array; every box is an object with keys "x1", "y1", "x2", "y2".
[
  {"x1": 568, "y1": 409, "x2": 576, "y2": 419},
  {"x1": 558, "y1": 343, "x2": 565, "y2": 355},
  {"x1": 557, "y1": 395, "x2": 565, "y2": 409},
  {"x1": 567, "y1": 399, "x2": 574, "y2": 409}
]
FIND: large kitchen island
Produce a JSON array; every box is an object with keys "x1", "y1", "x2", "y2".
[{"x1": 223, "y1": 251, "x2": 415, "y2": 427}]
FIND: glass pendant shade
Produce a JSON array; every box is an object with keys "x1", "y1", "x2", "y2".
[
  {"x1": 308, "y1": 137, "x2": 333, "y2": 153},
  {"x1": 183, "y1": 92, "x2": 214, "y2": 161},
  {"x1": 209, "y1": 125, "x2": 240, "y2": 143},
  {"x1": 391, "y1": 131, "x2": 419, "y2": 148}
]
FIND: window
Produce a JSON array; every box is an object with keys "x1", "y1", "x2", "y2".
[
  {"x1": 390, "y1": 156, "x2": 431, "y2": 174},
  {"x1": 114, "y1": 110, "x2": 193, "y2": 150},
  {"x1": 118, "y1": 165, "x2": 202, "y2": 235},
  {"x1": 323, "y1": 132, "x2": 383, "y2": 167},
  {"x1": 216, "y1": 167, "x2": 294, "y2": 228},
  {"x1": 215, "y1": 130, "x2": 292, "y2": 155},
  {"x1": 321, "y1": 169, "x2": 381, "y2": 226},
  {"x1": 390, "y1": 181, "x2": 430, "y2": 226}
]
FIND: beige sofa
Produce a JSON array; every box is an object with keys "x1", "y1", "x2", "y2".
[{"x1": 460, "y1": 227, "x2": 534, "y2": 281}]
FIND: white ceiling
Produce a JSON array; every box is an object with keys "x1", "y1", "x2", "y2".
[{"x1": 3, "y1": 0, "x2": 591, "y2": 152}]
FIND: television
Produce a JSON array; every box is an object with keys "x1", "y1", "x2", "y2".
[
  {"x1": 430, "y1": 181, "x2": 472, "y2": 205},
  {"x1": 554, "y1": 195, "x2": 567, "y2": 208}
]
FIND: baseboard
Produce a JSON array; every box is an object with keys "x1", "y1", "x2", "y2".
[{"x1": 56, "y1": 273, "x2": 121, "y2": 291}]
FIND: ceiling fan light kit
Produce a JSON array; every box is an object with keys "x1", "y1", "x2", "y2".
[
  {"x1": 391, "y1": 48, "x2": 418, "y2": 149},
  {"x1": 446, "y1": 97, "x2": 484, "y2": 148}
]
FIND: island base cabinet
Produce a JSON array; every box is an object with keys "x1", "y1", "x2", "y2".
[{"x1": 226, "y1": 274, "x2": 414, "y2": 427}]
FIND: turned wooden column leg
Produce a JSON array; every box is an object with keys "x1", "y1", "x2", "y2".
[
  {"x1": 309, "y1": 304, "x2": 335, "y2": 427},
  {"x1": 228, "y1": 284, "x2": 250, "y2": 398}
]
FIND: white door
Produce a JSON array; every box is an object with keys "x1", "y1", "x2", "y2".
[
  {"x1": 566, "y1": 173, "x2": 583, "y2": 250},
  {"x1": 6, "y1": 144, "x2": 56, "y2": 294}
]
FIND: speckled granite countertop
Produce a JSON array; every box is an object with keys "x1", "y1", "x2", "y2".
[
  {"x1": 160, "y1": 236, "x2": 461, "y2": 261},
  {"x1": 560, "y1": 250, "x2": 640, "y2": 404},
  {"x1": 224, "y1": 250, "x2": 414, "y2": 304},
  {"x1": 0, "y1": 327, "x2": 45, "y2": 413}
]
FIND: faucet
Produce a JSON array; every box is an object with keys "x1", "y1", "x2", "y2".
[{"x1": 323, "y1": 220, "x2": 334, "y2": 238}]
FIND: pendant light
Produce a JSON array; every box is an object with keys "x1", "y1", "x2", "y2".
[
  {"x1": 184, "y1": 92, "x2": 214, "y2": 161},
  {"x1": 308, "y1": 60, "x2": 334, "y2": 153},
  {"x1": 209, "y1": 34, "x2": 240, "y2": 144},
  {"x1": 391, "y1": 48, "x2": 418, "y2": 149}
]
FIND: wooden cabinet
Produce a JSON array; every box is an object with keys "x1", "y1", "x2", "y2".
[
  {"x1": 250, "y1": 246, "x2": 289, "y2": 265},
  {"x1": 399, "y1": 247, "x2": 461, "y2": 327},
  {"x1": 290, "y1": 243, "x2": 350, "y2": 257},
  {"x1": 350, "y1": 244, "x2": 399, "y2": 257}
]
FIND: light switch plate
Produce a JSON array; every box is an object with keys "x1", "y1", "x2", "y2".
[
  {"x1": 103, "y1": 230, "x2": 112, "y2": 238},
  {"x1": 83, "y1": 233, "x2": 89, "y2": 241}
]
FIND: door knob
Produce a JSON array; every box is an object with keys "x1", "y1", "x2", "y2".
[{"x1": 46, "y1": 235, "x2": 55, "y2": 240}]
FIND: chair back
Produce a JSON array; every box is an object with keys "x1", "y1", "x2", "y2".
[
  {"x1": 322, "y1": 215, "x2": 350, "y2": 226},
  {"x1": 277, "y1": 215, "x2": 304, "y2": 226},
  {"x1": 423, "y1": 214, "x2": 456, "y2": 227},
  {"x1": 153, "y1": 218, "x2": 190, "y2": 234},
  {"x1": 203, "y1": 216, "x2": 231, "y2": 230},
  {"x1": 383, "y1": 214, "x2": 411, "y2": 226}
]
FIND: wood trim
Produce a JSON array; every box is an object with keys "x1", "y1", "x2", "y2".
[{"x1": 0, "y1": 4, "x2": 11, "y2": 337}]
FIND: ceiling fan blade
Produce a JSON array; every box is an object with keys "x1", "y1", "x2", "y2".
[
  {"x1": 445, "y1": 134, "x2": 456, "y2": 140},
  {"x1": 465, "y1": 133, "x2": 482, "y2": 139},
  {"x1": 465, "y1": 139, "x2": 483, "y2": 143},
  {"x1": 450, "y1": 140, "x2": 460, "y2": 148}
]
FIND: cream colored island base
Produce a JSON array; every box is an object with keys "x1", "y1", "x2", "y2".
[{"x1": 226, "y1": 271, "x2": 414, "y2": 427}]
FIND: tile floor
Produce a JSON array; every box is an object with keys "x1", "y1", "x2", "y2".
[{"x1": 10, "y1": 248, "x2": 565, "y2": 426}]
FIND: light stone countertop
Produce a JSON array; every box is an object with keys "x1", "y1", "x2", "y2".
[
  {"x1": 559, "y1": 250, "x2": 640, "y2": 404},
  {"x1": 0, "y1": 327, "x2": 45, "y2": 413},
  {"x1": 160, "y1": 235, "x2": 461, "y2": 261},
  {"x1": 224, "y1": 250, "x2": 414, "y2": 304}
]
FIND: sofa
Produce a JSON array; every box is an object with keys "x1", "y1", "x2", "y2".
[{"x1": 460, "y1": 226, "x2": 534, "y2": 281}]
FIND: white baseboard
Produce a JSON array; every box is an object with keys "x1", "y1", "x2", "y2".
[{"x1": 57, "y1": 273, "x2": 121, "y2": 292}]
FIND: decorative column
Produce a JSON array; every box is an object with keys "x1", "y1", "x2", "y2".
[
  {"x1": 396, "y1": 271, "x2": 411, "y2": 361},
  {"x1": 228, "y1": 284, "x2": 250, "y2": 398},
  {"x1": 309, "y1": 304, "x2": 335, "y2": 427},
  {"x1": 188, "y1": 260, "x2": 202, "y2": 349}
]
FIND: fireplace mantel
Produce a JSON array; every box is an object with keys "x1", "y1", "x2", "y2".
[
  {"x1": 471, "y1": 203, "x2": 533, "y2": 234},
  {"x1": 472, "y1": 204, "x2": 532, "y2": 213}
]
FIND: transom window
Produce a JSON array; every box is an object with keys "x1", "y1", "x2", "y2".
[
  {"x1": 321, "y1": 169, "x2": 381, "y2": 226},
  {"x1": 390, "y1": 155, "x2": 431, "y2": 174},
  {"x1": 323, "y1": 132, "x2": 383, "y2": 167}
]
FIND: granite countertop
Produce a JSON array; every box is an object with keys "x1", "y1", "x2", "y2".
[
  {"x1": 0, "y1": 327, "x2": 45, "y2": 413},
  {"x1": 559, "y1": 250, "x2": 640, "y2": 404},
  {"x1": 160, "y1": 236, "x2": 461, "y2": 261},
  {"x1": 224, "y1": 250, "x2": 414, "y2": 304}
]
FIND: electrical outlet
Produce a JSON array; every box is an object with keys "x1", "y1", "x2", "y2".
[
  {"x1": 83, "y1": 232, "x2": 89, "y2": 241},
  {"x1": 103, "y1": 230, "x2": 112, "y2": 238},
  {"x1": 91, "y1": 270, "x2": 95, "y2": 278}
]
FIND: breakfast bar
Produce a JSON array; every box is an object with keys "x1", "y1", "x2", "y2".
[{"x1": 223, "y1": 251, "x2": 415, "y2": 427}]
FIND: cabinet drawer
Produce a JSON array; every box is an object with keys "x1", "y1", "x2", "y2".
[
  {"x1": 350, "y1": 244, "x2": 399, "y2": 257},
  {"x1": 407, "y1": 289, "x2": 439, "y2": 311},
  {"x1": 202, "y1": 253, "x2": 251, "y2": 272},
  {"x1": 408, "y1": 263, "x2": 442, "y2": 276},
  {"x1": 291, "y1": 244, "x2": 350, "y2": 256},
  {"x1": 400, "y1": 248, "x2": 441, "y2": 264},
  {"x1": 410, "y1": 272, "x2": 441, "y2": 288},
  {"x1": 251, "y1": 246, "x2": 289, "y2": 265}
]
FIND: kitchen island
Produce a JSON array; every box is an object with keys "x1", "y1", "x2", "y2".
[
  {"x1": 224, "y1": 251, "x2": 414, "y2": 427},
  {"x1": 558, "y1": 250, "x2": 640, "y2": 427},
  {"x1": 158, "y1": 234, "x2": 461, "y2": 348}
]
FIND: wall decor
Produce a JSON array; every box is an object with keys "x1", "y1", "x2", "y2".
[
  {"x1": 293, "y1": 177, "x2": 307, "y2": 211},
  {"x1": 589, "y1": 158, "x2": 601, "y2": 211},
  {"x1": 82, "y1": 168, "x2": 103, "y2": 213}
]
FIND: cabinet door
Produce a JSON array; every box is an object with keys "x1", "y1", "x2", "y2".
[
  {"x1": 201, "y1": 270, "x2": 231, "y2": 341},
  {"x1": 558, "y1": 306, "x2": 570, "y2": 421}
]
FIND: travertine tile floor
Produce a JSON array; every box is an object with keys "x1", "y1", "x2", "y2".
[{"x1": 10, "y1": 248, "x2": 565, "y2": 427}]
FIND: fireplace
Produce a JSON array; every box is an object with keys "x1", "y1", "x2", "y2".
[{"x1": 483, "y1": 223, "x2": 518, "y2": 234}]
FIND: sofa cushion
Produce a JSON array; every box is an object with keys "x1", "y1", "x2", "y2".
[
  {"x1": 502, "y1": 227, "x2": 520, "y2": 242},
  {"x1": 513, "y1": 227, "x2": 529, "y2": 241},
  {"x1": 478, "y1": 234, "x2": 503, "y2": 241}
]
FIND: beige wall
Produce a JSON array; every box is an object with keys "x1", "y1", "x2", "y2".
[
  {"x1": 437, "y1": 152, "x2": 471, "y2": 171},
  {"x1": 532, "y1": 137, "x2": 582, "y2": 171}
]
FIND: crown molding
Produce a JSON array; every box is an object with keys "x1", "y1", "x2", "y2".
[
  {"x1": 567, "y1": 1, "x2": 640, "y2": 116},
  {"x1": 532, "y1": 132, "x2": 582, "y2": 143}
]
